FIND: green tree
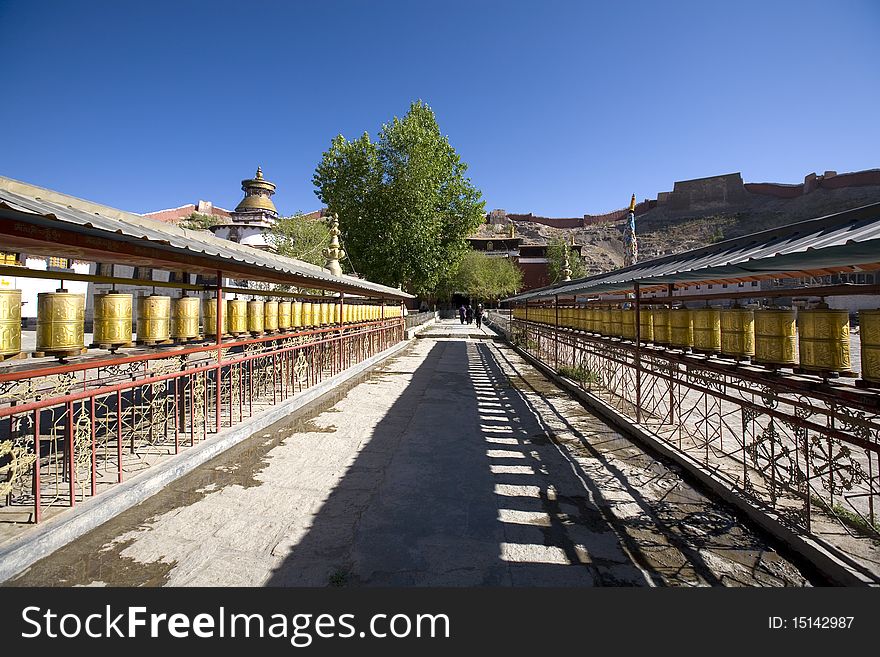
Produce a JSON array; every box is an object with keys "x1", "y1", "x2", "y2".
[
  {"x1": 313, "y1": 100, "x2": 485, "y2": 296},
  {"x1": 448, "y1": 251, "x2": 522, "y2": 304},
  {"x1": 179, "y1": 212, "x2": 221, "y2": 231},
  {"x1": 547, "y1": 237, "x2": 586, "y2": 283},
  {"x1": 267, "y1": 213, "x2": 332, "y2": 268}
]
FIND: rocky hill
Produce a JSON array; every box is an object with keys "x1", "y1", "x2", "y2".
[{"x1": 487, "y1": 180, "x2": 880, "y2": 277}]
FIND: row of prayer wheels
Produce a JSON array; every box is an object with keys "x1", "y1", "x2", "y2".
[
  {"x1": 0, "y1": 289, "x2": 401, "y2": 360},
  {"x1": 513, "y1": 305, "x2": 880, "y2": 380}
]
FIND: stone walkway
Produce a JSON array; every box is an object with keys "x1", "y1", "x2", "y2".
[{"x1": 6, "y1": 321, "x2": 813, "y2": 586}]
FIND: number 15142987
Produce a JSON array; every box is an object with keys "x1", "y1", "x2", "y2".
[{"x1": 769, "y1": 617, "x2": 854, "y2": 629}]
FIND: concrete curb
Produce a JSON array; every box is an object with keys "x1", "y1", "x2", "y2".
[
  {"x1": 507, "y1": 341, "x2": 878, "y2": 587},
  {"x1": 0, "y1": 339, "x2": 412, "y2": 584}
]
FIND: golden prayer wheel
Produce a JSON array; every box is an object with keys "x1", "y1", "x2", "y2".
[
  {"x1": 278, "y1": 301, "x2": 292, "y2": 331},
  {"x1": 171, "y1": 295, "x2": 200, "y2": 340},
  {"x1": 228, "y1": 299, "x2": 248, "y2": 335},
  {"x1": 292, "y1": 301, "x2": 303, "y2": 329},
  {"x1": 264, "y1": 301, "x2": 279, "y2": 332},
  {"x1": 720, "y1": 308, "x2": 754, "y2": 360},
  {"x1": 136, "y1": 294, "x2": 170, "y2": 344},
  {"x1": 203, "y1": 297, "x2": 227, "y2": 336},
  {"x1": 331, "y1": 301, "x2": 340, "y2": 325},
  {"x1": 669, "y1": 308, "x2": 693, "y2": 349},
  {"x1": 610, "y1": 309, "x2": 622, "y2": 338},
  {"x1": 0, "y1": 289, "x2": 22, "y2": 356},
  {"x1": 93, "y1": 292, "x2": 132, "y2": 348},
  {"x1": 639, "y1": 308, "x2": 654, "y2": 343},
  {"x1": 37, "y1": 290, "x2": 86, "y2": 357},
  {"x1": 599, "y1": 308, "x2": 612, "y2": 336},
  {"x1": 320, "y1": 302, "x2": 330, "y2": 326},
  {"x1": 621, "y1": 309, "x2": 636, "y2": 340},
  {"x1": 586, "y1": 308, "x2": 596, "y2": 333},
  {"x1": 754, "y1": 309, "x2": 797, "y2": 367},
  {"x1": 302, "y1": 302, "x2": 313, "y2": 328},
  {"x1": 797, "y1": 307, "x2": 851, "y2": 374},
  {"x1": 653, "y1": 308, "x2": 670, "y2": 345},
  {"x1": 247, "y1": 300, "x2": 265, "y2": 334},
  {"x1": 692, "y1": 308, "x2": 721, "y2": 353},
  {"x1": 859, "y1": 309, "x2": 880, "y2": 384},
  {"x1": 341, "y1": 303, "x2": 350, "y2": 324}
]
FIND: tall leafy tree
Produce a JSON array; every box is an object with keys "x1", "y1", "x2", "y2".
[
  {"x1": 313, "y1": 101, "x2": 485, "y2": 295},
  {"x1": 448, "y1": 251, "x2": 522, "y2": 304},
  {"x1": 268, "y1": 213, "x2": 331, "y2": 268}
]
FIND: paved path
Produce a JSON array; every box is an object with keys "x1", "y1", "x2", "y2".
[{"x1": 7, "y1": 321, "x2": 812, "y2": 586}]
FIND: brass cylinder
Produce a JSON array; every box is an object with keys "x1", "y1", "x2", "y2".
[
  {"x1": 264, "y1": 301, "x2": 279, "y2": 332},
  {"x1": 653, "y1": 308, "x2": 670, "y2": 345},
  {"x1": 171, "y1": 296, "x2": 200, "y2": 340},
  {"x1": 203, "y1": 297, "x2": 228, "y2": 336},
  {"x1": 292, "y1": 301, "x2": 303, "y2": 328},
  {"x1": 692, "y1": 308, "x2": 721, "y2": 353},
  {"x1": 343, "y1": 304, "x2": 351, "y2": 324},
  {"x1": 247, "y1": 300, "x2": 265, "y2": 334},
  {"x1": 228, "y1": 299, "x2": 248, "y2": 335},
  {"x1": 585, "y1": 308, "x2": 595, "y2": 333},
  {"x1": 320, "y1": 302, "x2": 330, "y2": 326},
  {"x1": 798, "y1": 308, "x2": 850, "y2": 373},
  {"x1": 136, "y1": 294, "x2": 170, "y2": 343},
  {"x1": 93, "y1": 292, "x2": 132, "y2": 347},
  {"x1": 639, "y1": 308, "x2": 654, "y2": 343},
  {"x1": 754, "y1": 309, "x2": 797, "y2": 367},
  {"x1": 599, "y1": 308, "x2": 612, "y2": 336},
  {"x1": 302, "y1": 302, "x2": 313, "y2": 328},
  {"x1": 0, "y1": 289, "x2": 22, "y2": 356},
  {"x1": 38, "y1": 291, "x2": 86, "y2": 356},
  {"x1": 621, "y1": 309, "x2": 636, "y2": 340},
  {"x1": 278, "y1": 301, "x2": 292, "y2": 330},
  {"x1": 331, "y1": 301, "x2": 340, "y2": 325},
  {"x1": 669, "y1": 308, "x2": 693, "y2": 349},
  {"x1": 859, "y1": 309, "x2": 880, "y2": 384},
  {"x1": 720, "y1": 308, "x2": 754, "y2": 359}
]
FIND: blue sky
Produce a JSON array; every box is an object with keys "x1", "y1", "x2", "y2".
[{"x1": 1, "y1": 0, "x2": 878, "y2": 217}]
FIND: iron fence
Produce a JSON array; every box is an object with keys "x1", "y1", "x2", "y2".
[
  {"x1": 510, "y1": 318, "x2": 880, "y2": 560},
  {"x1": 404, "y1": 311, "x2": 437, "y2": 330},
  {"x1": 0, "y1": 319, "x2": 404, "y2": 524}
]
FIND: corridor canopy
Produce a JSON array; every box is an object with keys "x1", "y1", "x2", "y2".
[
  {"x1": 0, "y1": 176, "x2": 413, "y2": 300},
  {"x1": 505, "y1": 202, "x2": 880, "y2": 302}
]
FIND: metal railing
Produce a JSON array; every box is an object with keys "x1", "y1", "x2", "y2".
[
  {"x1": 485, "y1": 309, "x2": 511, "y2": 335},
  {"x1": 404, "y1": 311, "x2": 437, "y2": 330},
  {"x1": 0, "y1": 319, "x2": 404, "y2": 524},
  {"x1": 509, "y1": 318, "x2": 880, "y2": 574}
]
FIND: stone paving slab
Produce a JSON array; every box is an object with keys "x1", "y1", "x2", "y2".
[{"x1": 5, "y1": 333, "x2": 814, "y2": 587}]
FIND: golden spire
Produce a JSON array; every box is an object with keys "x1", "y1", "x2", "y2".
[
  {"x1": 629, "y1": 194, "x2": 636, "y2": 212},
  {"x1": 234, "y1": 166, "x2": 277, "y2": 214},
  {"x1": 323, "y1": 213, "x2": 346, "y2": 276}
]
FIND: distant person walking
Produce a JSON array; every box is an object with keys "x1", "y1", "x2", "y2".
[
  {"x1": 458, "y1": 304, "x2": 466, "y2": 324},
  {"x1": 466, "y1": 304, "x2": 474, "y2": 325},
  {"x1": 475, "y1": 303, "x2": 483, "y2": 329}
]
